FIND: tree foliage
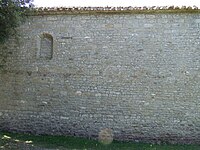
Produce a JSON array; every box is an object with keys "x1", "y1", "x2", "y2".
[{"x1": 0, "y1": 0, "x2": 33, "y2": 44}]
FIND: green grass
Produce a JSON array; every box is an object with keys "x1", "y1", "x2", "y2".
[{"x1": 0, "y1": 131, "x2": 200, "y2": 150}]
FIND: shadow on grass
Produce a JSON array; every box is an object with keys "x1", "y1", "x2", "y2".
[{"x1": 0, "y1": 131, "x2": 200, "y2": 150}]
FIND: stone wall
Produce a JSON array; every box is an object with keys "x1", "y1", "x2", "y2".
[{"x1": 0, "y1": 12, "x2": 200, "y2": 144}]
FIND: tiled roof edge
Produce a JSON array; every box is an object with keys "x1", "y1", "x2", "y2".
[{"x1": 27, "y1": 6, "x2": 200, "y2": 15}]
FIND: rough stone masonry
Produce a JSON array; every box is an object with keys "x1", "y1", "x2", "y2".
[{"x1": 0, "y1": 8, "x2": 200, "y2": 144}]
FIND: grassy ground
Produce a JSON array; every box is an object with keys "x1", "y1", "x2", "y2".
[{"x1": 0, "y1": 131, "x2": 200, "y2": 150}]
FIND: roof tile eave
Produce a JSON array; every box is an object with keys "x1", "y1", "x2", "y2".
[{"x1": 27, "y1": 6, "x2": 200, "y2": 15}]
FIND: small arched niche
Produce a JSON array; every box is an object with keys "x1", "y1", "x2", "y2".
[{"x1": 39, "y1": 33, "x2": 53, "y2": 60}]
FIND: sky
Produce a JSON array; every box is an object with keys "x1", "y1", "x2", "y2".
[{"x1": 33, "y1": 0, "x2": 200, "y2": 8}]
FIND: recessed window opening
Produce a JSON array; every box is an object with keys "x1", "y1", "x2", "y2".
[{"x1": 40, "y1": 33, "x2": 53, "y2": 59}]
